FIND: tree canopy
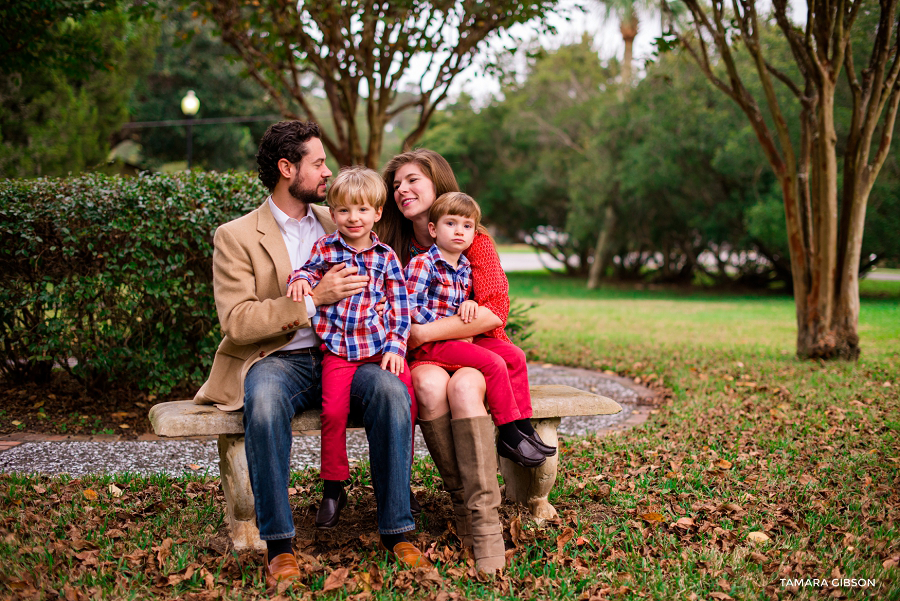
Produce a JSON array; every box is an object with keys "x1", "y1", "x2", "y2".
[
  {"x1": 192, "y1": 0, "x2": 561, "y2": 167},
  {"x1": 1, "y1": 2, "x2": 157, "y2": 178}
]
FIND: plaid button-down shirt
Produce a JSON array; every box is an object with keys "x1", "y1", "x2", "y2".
[
  {"x1": 404, "y1": 244, "x2": 472, "y2": 325},
  {"x1": 288, "y1": 231, "x2": 410, "y2": 360}
]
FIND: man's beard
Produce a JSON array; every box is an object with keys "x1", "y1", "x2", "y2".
[{"x1": 289, "y1": 177, "x2": 324, "y2": 204}]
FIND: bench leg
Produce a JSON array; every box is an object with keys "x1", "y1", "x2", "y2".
[
  {"x1": 498, "y1": 417, "x2": 560, "y2": 522},
  {"x1": 217, "y1": 434, "x2": 265, "y2": 551}
]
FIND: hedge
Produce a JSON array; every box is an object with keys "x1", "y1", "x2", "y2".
[
  {"x1": 0, "y1": 172, "x2": 264, "y2": 395},
  {"x1": 1, "y1": 172, "x2": 536, "y2": 396}
]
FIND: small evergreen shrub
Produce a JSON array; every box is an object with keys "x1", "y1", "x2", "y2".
[{"x1": 0, "y1": 172, "x2": 264, "y2": 394}]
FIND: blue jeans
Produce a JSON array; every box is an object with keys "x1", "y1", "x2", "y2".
[{"x1": 242, "y1": 351, "x2": 414, "y2": 538}]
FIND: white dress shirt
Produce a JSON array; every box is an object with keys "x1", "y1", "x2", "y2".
[{"x1": 268, "y1": 196, "x2": 326, "y2": 350}]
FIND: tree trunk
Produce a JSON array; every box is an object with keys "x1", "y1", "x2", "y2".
[
  {"x1": 793, "y1": 80, "x2": 860, "y2": 360},
  {"x1": 586, "y1": 201, "x2": 617, "y2": 289}
]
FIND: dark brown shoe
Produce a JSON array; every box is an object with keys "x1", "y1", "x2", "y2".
[
  {"x1": 524, "y1": 430, "x2": 557, "y2": 456},
  {"x1": 497, "y1": 437, "x2": 546, "y2": 468},
  {"x1": 315, "y1": 489, "x2": 347, "y2": 529},
  {"x1": 410, "y1": 489, "x2": 422, "y2": 518},
  {"x1": 379, "y1": 540, "x2": 433, "y2": 569},
  {"x1": 264, "y1": 552, "x2": 301, "y2": 588}
]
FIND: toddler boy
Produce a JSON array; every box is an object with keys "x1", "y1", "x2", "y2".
[
  {"x1": 287, "y1": 166, "x2": 416, "y2": 531},
  {"x1": 404, "y1": 192, "x2": 556, "y2": 468}
]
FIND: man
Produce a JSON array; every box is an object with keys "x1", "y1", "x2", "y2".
[{"x1": 194, "y1": 121, "x2": 430, "y2": 587}]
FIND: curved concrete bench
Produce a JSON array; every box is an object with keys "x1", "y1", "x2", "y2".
[{"x1": 150, "y1": 384, "x2": 621, "y2": 550}]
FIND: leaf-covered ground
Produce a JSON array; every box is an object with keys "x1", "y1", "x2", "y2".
[
  {"x1": 1, "y1": 278, "x2": 897, "y2": 599},
  {"x1": 0, "y1": 349, "x2": 896, "y2": 600}
]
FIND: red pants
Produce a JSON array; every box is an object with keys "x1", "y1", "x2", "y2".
[
  {"x1": 320, "y1": 351, "x2": 417, "y2": 481},
  {"x1": 412, "y1": 336, "x2": 532, "y2": 426}
]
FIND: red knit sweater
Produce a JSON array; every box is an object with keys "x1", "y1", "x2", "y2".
[{"x1": 463, "y1": 232, "x2": 511, "y2": 343}]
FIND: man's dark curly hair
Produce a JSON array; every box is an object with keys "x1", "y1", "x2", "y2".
[{"x1": 256, "y1": 120, "x2": 323, "y2": 192}]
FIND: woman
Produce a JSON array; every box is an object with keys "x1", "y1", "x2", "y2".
[{"x1": 378, "y1": 149, "x2": 513, "y2": 575}]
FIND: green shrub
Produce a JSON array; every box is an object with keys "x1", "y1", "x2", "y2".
[{"x1": 0, "y1": 172, "x2": 264, "y2": 394}]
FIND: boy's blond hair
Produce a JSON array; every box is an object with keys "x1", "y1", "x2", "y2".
[
  {"x1": 428, "y1": 192, "x2": 482, "y2": 228},
  {"x1": 327, "y1": 166, "x2": 387, "y2": 210}
]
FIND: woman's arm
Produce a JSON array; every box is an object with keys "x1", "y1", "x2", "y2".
[
  {"x1": 466, "y1": 234, "x2": 510, "y2": 339},
  {"x1": 407, "y1": 308, "x2": 502, "y2": 349}
]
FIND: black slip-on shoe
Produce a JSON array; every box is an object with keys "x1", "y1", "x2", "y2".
[
  {"x1": 524, "y1": 430, "x2": 557, "y2": 456},
  {"x1": 497, "y1": 437, "x2": 546, "y2": 468},
  {"x1": 315, "y1": 489, "x2": 347, "y2": 529},
  {"x1": 410, "y1": 489, "x2": 422, "y2": 518}
]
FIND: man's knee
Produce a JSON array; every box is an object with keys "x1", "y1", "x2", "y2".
[
  {"x1": 244, "y1": 361, "x2": 293, "y2": 428},
  {"x1": 353, "y1": 364, "x2": 411, "y2": 420}
]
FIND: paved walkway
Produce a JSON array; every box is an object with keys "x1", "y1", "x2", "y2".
[{"x1": 0, "y1": 364, "x2": 651, "y2": 477}]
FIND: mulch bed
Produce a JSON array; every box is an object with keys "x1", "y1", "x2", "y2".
[{"x1": 0, "y1": 372, "x2": 183, "y2": 437}]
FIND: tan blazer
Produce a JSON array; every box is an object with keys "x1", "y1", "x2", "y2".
[{"x1": 193, "y1": 200, "x2": 336, "y2": 411}]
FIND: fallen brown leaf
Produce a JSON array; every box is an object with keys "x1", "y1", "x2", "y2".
[
  {"x1": 799, "y1": 474, "x2": 818, "y2": 486},
  {"x1": 673, "y1": 517, "x2": 695, "y2": 529},
  {"x1": 154, "y1": 537, "x2": 174, "y2": 569},
  {"x1": 509, "y1": 516, "x2": 522, "y2": 548},
  {"x1": 747, "y1": 531, "x2": 771, "y2": 544},
  {"x1": 556, "y1": 527, "x2": 575, "y2": 551},
  {"x1": 639, "y1": 512, "x2": 665, "y2": 523},
  {"x1": 322, "y1": 567, "x2": 351, "y2": 593}
]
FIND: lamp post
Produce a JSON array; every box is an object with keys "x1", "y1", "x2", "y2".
[{"x1": 180, "y1": 90, "x2": 200, "y2": 169}]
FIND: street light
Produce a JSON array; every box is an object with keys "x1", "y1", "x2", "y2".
[{"x1": 180, "y1": 90, "x2": 200, "y2": 169}]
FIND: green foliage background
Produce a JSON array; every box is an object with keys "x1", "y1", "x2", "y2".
[
  {"x1": 0, "y1": 172, "x2": 265, "y2": 394},
  {"x1": 0, "y1": 3, "x2": 157, "y2": 178},
  {"x1": 423, "y1": 32, "x2": 900, "y2": 284}
]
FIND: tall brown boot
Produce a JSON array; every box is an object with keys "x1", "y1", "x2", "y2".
[
  {"x1": 451, "y1": 415, "x2": 506, "y2": 575},
  {"x1": 418, "y1": 413, "x2": 472, "y2": 548}
]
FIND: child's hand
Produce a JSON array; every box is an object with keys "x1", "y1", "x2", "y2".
[
  {"x1": 287, "y1": 279, "x2": 312, "y2": 302},
  {"x1": 454, "y1": 336, "x2": 474, "y2": 344},
  {"x1": 458, "y1": 300, "x2": 479, "y2": 323},
  {"x1": 381, "y1": 352, "x2": 403, "y2": 376}
]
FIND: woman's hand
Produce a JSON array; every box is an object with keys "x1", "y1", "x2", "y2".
[
  {"x1": 408, "y1": 324, "x2": 427, "y2": 350},
  {"x1": 311, "y1": 263, "x2": 369, "y2": 306}
]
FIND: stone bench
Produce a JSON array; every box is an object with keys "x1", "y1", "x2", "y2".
[{"x1": 149, "y1": 384, "x2": 622, "y2": 550}]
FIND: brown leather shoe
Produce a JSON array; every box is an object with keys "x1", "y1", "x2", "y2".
[
  {"x1": 379, "y1": 541, "x2": 433, "y2": 569},
  {"x1": 264, "y1": 551, "x2": 301, "y2": 588}
]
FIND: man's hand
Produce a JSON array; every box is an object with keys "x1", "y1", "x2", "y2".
[
  {"x1": 457, "y1": 300, "x2": 479, "y2": 324},
  {"x1": 311, "y1": 263, "x2": 369, "y2": 307},
  {"x1": 287, "y1": 279, "x2": 312, "y2": 302},
  {"x1": 381, "y1": 352, "x2": 404, "y2": 376}
]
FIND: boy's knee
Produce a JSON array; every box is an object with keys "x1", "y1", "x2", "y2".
[{"x1": 508, "y1": 344, "x2": 526, "y2": 365}]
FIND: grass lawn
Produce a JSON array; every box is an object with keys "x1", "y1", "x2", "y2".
[{"x1": 0, "y1": 275, "x2": 897, "y2": 599}]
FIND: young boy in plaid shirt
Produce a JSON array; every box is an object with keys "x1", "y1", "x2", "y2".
[
  {"x1": 287, "y1": 166, "x2": 416, "y2": 528},
  {"x1": 404, "y1": 192, "x2": 556, "y2": 469}
]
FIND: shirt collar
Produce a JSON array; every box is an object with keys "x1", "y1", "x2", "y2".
[
  {"x1": 326, "y1": 229, "x2": 389, "y2": 253},
  {"x1": 268, "y1": 196, "x2": 316, "y2": 234},
  {"x1": 428, "y1": 244, "x2": 469, "y2": 272}
]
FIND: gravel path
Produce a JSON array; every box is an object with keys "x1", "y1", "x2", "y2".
[{"x1": 0, "y1": 363, "x2": 641, "y2": 477}]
